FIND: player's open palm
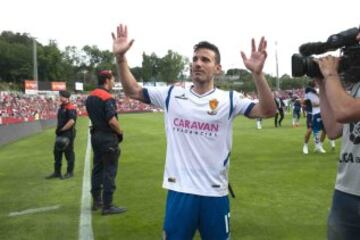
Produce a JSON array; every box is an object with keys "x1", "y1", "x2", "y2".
[
  {"x1": 241, "y1": 37, "x2": 267, "y2": 75},
  {"x1": 112, "y1": 24, "x2": 134, "y2": 57}
]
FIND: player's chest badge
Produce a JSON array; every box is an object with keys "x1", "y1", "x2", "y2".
[{"x1": 207, "y1": 98, "x2": 219, "y2": 115}]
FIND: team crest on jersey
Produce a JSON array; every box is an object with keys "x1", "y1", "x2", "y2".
[{"x1": 207, "y1": 99, "x2": 219, "y2": 115}]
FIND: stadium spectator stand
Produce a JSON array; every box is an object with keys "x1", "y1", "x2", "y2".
[{"x1": 0, "y1": 92, "x2": 160, "y2": 125}]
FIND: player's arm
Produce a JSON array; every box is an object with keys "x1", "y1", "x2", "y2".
[
  {"x1": 112, "y1": 24, "x2": 147, "y2": 103},
  {"x1": 241, "y1": 37, "x2": 276, "y2": 118},
  {"x1": 247, "y1": 73, "x2": 277, "y2": 118}
]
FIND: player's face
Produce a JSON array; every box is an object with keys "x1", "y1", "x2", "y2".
[{"x1": 191, "y1": 49, "x2": 221, "y2": 84}]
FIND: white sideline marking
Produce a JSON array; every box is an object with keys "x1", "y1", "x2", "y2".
[
  {"x1": 9, "y1": 205, "x2": 60, "y2": 217},
  {"x1": 79, "y1": 130, "x2": 94, "y2": 240}
]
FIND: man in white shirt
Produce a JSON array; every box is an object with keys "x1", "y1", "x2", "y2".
[
  {"x1": 303, "y1": 80, "x2": 335, "y2": 154},
  {"x1": 112, "y1": 24, "x2": 276, "y2": 239},
  {"x1": 304, "y1": 81, "x2": 327, "y2": 153}
]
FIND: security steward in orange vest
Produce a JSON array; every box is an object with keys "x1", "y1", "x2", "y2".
[
  {"x1": 46, "y1": 90, "x2": 77, "y2": 179},
  {"x1": 86, "y1": 70, "x2": 127, "y2": 215}
]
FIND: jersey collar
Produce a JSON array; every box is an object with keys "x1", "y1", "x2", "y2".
[{"x1": 190, "y1": 86, "x2": 216, "y2": 98}]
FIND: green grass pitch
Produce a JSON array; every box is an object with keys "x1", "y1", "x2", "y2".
[{"x1": 0, "y1": 113, "x2": 339, "y2": 239}]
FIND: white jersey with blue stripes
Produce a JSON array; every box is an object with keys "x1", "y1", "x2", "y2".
[
  {"x1": 304, "y1": 90, "x2": 320, "y2": 115},
  {"x1": 144, "y1": 85, "x2": 255, "y2": 197}
]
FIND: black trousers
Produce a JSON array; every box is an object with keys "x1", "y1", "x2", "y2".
[
  {"x1": 275, "y1": 109, "x2": 284, "y2": 127},
  {"x1": 90, "y1": 131, "x2": 120, "y2": 207},
  {"x1": 53, "y1": 132, "x2": 75, "y2": 174}
]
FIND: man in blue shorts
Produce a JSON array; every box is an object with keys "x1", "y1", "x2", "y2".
[{"x1": 112, "y1": 24, "x2": 276, "y2": 239}]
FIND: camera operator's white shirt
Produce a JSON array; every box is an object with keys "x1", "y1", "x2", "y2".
[
  {"x1": 144, "y1": 85, "x2": 255, "y2": 197},
  {"x1": 336, "y1": 82, "x2": 360, "y2": 196},
  {"x1": 305, "y1": 91, "x2": 321, "y2": 115}
]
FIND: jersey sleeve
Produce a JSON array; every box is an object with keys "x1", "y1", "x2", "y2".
[
  {"x1": 232, "y1": 91, "x2": 256, "y2": 118},
  {"x1": 143, "y1": 86, "x2": 172, "y2": 109}
]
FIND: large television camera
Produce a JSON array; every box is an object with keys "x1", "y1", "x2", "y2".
[{"x1": 292, "y1": 27, "x2": 360, "y2": 82}]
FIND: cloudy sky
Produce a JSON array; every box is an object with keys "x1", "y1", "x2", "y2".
[{"x1": 1, "y1": 0, "x2": 359, "y2": 77}]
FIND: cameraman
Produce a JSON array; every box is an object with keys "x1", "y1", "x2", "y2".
[{"x1": 316, "y1": 32, "x2": 360, "y2": 240}]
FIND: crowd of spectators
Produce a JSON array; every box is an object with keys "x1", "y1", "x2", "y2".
[
  {"x1": 0, "y1": 91, "x2": 160, "y2": 125},
  {"x1": 0, "y1": 88, "x2": 306, "y2": 126},
  {"x1": 0, "y1": 92, "x2": 57, "y2": 124}
]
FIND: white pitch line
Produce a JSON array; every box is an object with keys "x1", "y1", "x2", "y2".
[
  {"x1": 79, "y1": 129, "x2": 94, "y2": 240},
  {"x1": 9, "y1": 205, "x2": 60, "y2": 217}
]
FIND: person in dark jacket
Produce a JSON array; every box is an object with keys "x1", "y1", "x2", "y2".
[
  {"x1": 86, "y1": 70, "x2": 127, "y2": 215},
  {"x1": 46, "y1": 90, "x2": 77, "y2": 179},
  {"x1": 274, "y1": 92, "x2": 285, "y2": 127}
]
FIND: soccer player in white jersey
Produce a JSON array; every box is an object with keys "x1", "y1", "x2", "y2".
[
  {"x1": 112, "y1": 24, "x2": 276, "y2": 240},
  {"x1": 315, "y1": 31, "x2": 360, "y2": 240},
  {"x1": 304, "y1": 81, "x2": 327, "y2": 153},
  {"x1": 304, "y1": 80, "x2": 335, "y2": 154}
]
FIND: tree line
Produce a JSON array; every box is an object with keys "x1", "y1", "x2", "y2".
[{"x1": 0, "y1": 30, "x2": 310, "y2": 92}]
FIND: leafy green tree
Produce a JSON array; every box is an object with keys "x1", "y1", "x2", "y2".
[
  {"x1": 130, "y1": 66, "x2": 143, "y2": 81},
  {"x1": 82, "y1": 45, "x2": 102, "y2": 68},
  {"x1": 0, "y1": 30, "x2": 312, "y2": 92},
  {"x1": 0, "y1": 31, "x2": 33, "y2": 46},
  {"x1": 95, "y1": 50, "x2": 116, "y2": 72},
  {"x1": 63, "y1": 46, "x2": 82, "y2": 67},
  {"x1": 37, "y1": 40, "x2": 64, "y2": 81},
  {"x1": 0, "y1": 40, "x2": 32, "y2": 83},
  {"x1": 158, "y1": 50, "x2": 186, "y2": 83},
  {"x1": 142, "y1": 52, "x2": 160, "y2": 83},
  {"x1": 0, "y1": 31, "x2": 34, "y2": 88}
]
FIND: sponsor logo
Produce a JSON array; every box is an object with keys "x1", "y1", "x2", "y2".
[
  {"x1": 173, "y1": 118, "x2": 219, "y2": 132},
  {"x1": 340, "y1": 152, "x2": 360, "y2": 163},
  {"x1": 349, "y1": 122, "x2": 360, "y2": 144},
  {"x1": 168, "y1": 177, "x2": 176, "y2": 183},
  {"x1": 175, "y1": 93, "x2": 188, "y2": 100},
  {"x1": 172, "y1": 118, "x2": 219, "y2": 138}
]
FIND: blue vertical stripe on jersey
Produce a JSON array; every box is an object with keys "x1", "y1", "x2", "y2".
[
  {"x1": 223, "y1": 152, "x2": 231, "y2": 166},
  {"x1": 244, "y1": 102, "x2": 256, "y2": 117},
  {"x1": 165, "y1": 85, "x2": 175, "y2": 112},
  {"x1": 228, "y1": 90, "x2": 234, "y2": 119},
  {"x1": 142, "y1": 88, "x2": 151, "y2": 104}
]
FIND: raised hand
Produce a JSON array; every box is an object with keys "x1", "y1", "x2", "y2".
[
  {"x1": 112, "y1": 24, "x2": 134, "y2": 59},
  {"x1": 241, "y1": 37, "x2": 267, "y2": 75}
]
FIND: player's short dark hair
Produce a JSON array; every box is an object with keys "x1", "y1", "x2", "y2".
[
  {"x1": 97, "y1": 70, "x2": 113, "y2": 86},
  {"x1": 193, "y1": 41, "x2": 221, "y2": 64}
]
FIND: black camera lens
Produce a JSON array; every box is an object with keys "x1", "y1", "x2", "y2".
[
  {"x1": 291, "y1": 54, "x2": 306, "y2": 77},
  {"x1": 291, "y1": 54, "x2": 322, "y2": 78}
]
